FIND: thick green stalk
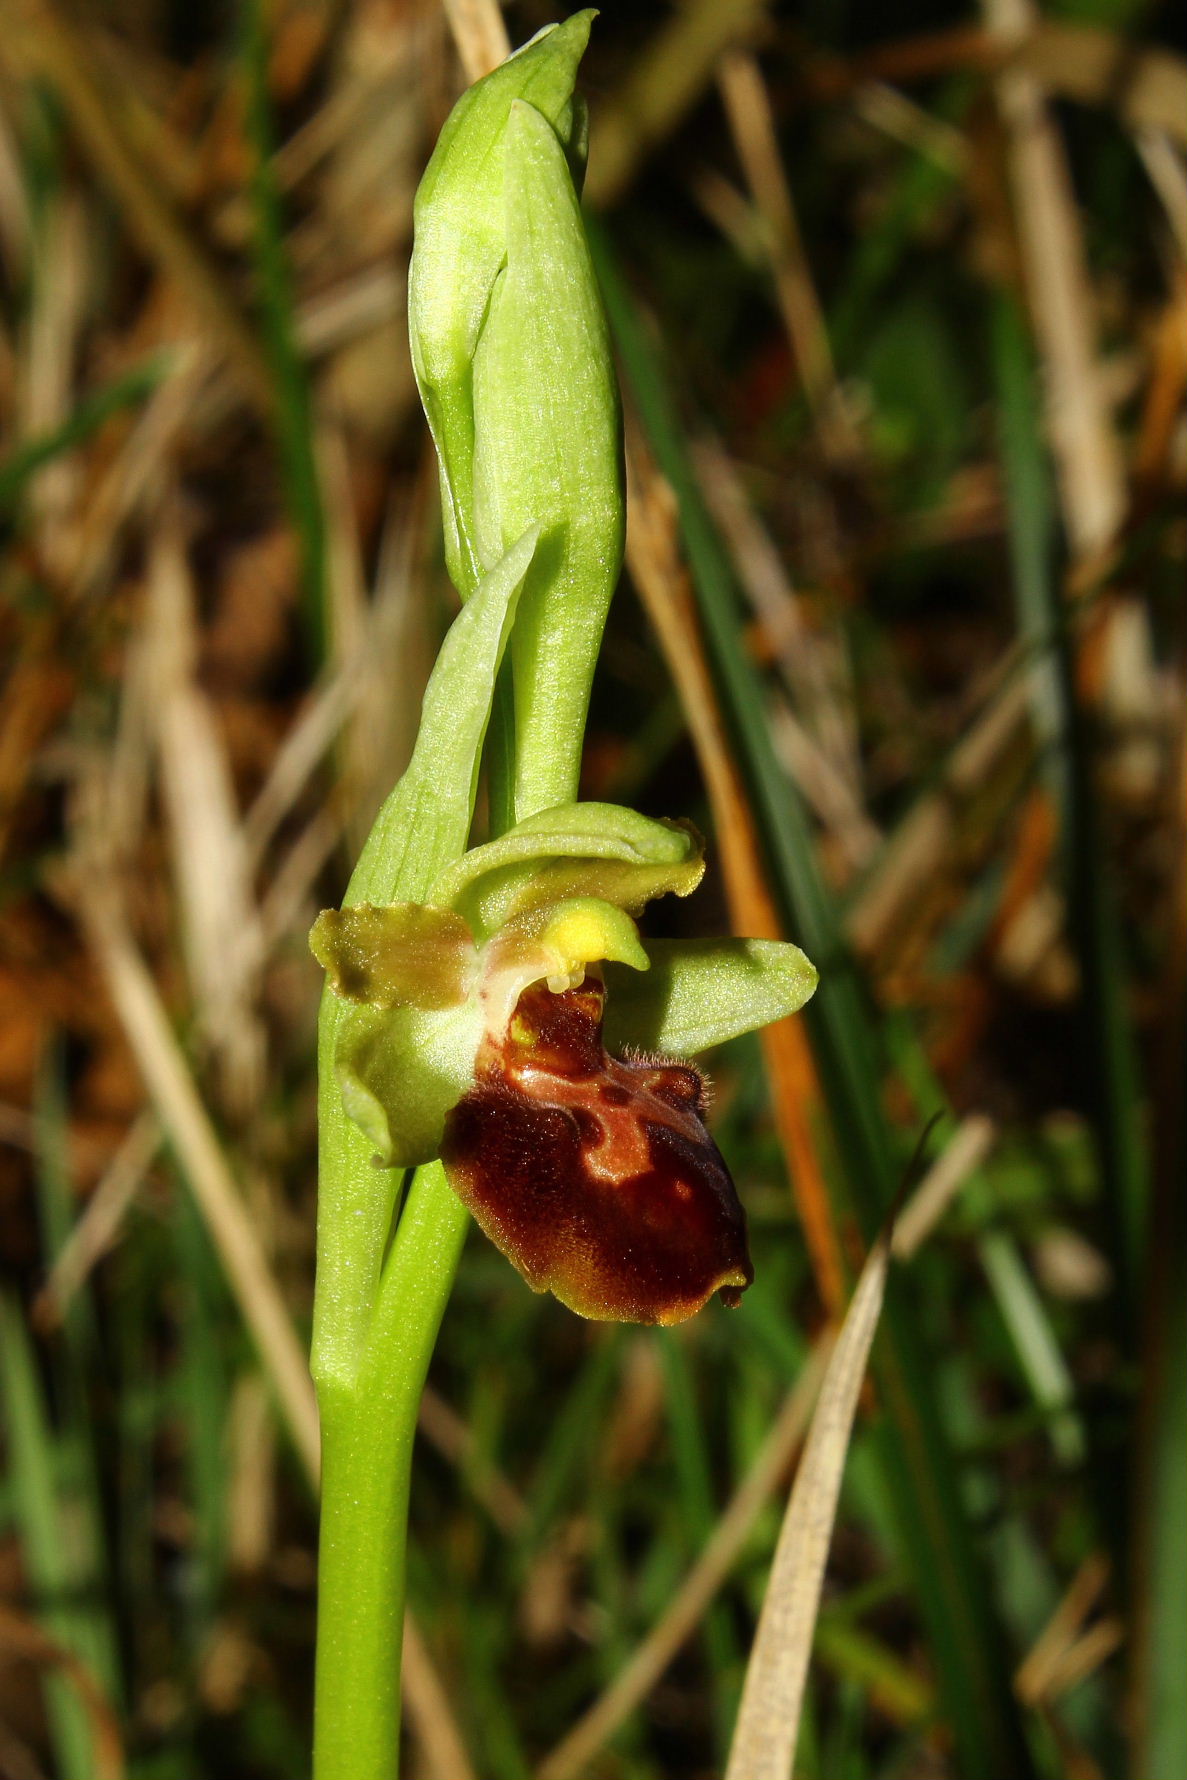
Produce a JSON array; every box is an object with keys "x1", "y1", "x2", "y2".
[
  {"x1": 313, "y1": 1163, "x2": 468, "y2": 1779},
  {"x1": 311, "y1": 535, "x2": 539, "y2": 1776}
]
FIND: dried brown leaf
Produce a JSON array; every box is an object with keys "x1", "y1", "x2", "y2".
[{"x1": 724, "y1": 1223, "x2": 893, "y2": 1780}]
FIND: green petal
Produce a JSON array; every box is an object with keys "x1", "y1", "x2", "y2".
[
  {"x1": 310, "y1": 904, "x2": 475, "y2": 1009},
  {"x1": 602, "y1": 938, "x2": 819, "y2": 1057},
  {"x1": 343, "y1": 525, "x2": 538, "y2": 909},
  {"x1": 430, "y1": 802, "x2": 704, "y2": 936},
  {"x1": 408, "y1": 12, "x2": 595, "y2": 596}
]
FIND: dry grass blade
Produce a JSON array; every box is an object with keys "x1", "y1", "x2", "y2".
[
  {"x1": 1132, "y1": 278, "x2": 1187, "y2": 499},
  {"x1": 225, "y1": 1374, "x2": 278, "y2": 1578},
  {"x1": 33, "y1": 1111, "x2": 160, "y2": 1329},
  {"x1": 440, "y1": 0, "x2": 509, "y2": 84},
  {"x1": 78, "y1": 877, "x2": 322, "y2": 1484},
  {"x1": 537, "y1": 1336, "x2": 832, "y2": 1780},
  {"x1": 689, "y1": 438, "x2": 846, "y2": 746},
  {"x1": 984, "y1": 0, "x2": 1126, "y2": 565},
  {"x1": 401, "y1": 1615, "x2": 479, "y2": 1780},
  {"x1": 816, "y1": 22, "x2": 1187, "y2": 149},
  {"x1": 256, "y1": 809, "x2": 343, "y2": 955},
  {"x1": 1021, "y1": 24, "x2": 1187, "y2": 147},
  {"x1": 691, "y1": 435, "x2": 876, "y2": 869},
  {"x1": 241, "y1": 666, "x2": 358, "y2": 868},
  {"x1": 418, "y1": 1385, "x2": 528, "y2": 1537},
  {"x1": 847, "y1": 668, "x2": 1032, "y2": 957},
  {"x1": 0, "y1": 1602, "x2": 124, "y2": 1780},
  {"x1": 717, "y1": 50, "x2": 858, "y2": 465},
  {"x1": 147, "y1": 511, "x2": 266, "y2": 1114},
  {"x1": 724, "y1": 1222, "x2": 894, "y2": 1780},
  {"x1": 894, "y1": 1113, "x2": 997, "y2": 1260},
  {"x1": 1136, "y1": 131, "x2": 1187, "y2": 261},
  {"x1": 625, "y1": 427, "x2": 845, "y2": 1313},
  {"x1": 585, "y1": 0, "x2": 770, "y2": 210},
  {"x1": 1015, "y1": 1553, "x2": 1110, "y2": 1706}
]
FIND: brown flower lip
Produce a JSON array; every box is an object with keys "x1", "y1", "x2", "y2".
[{"x1": 440, "y1": 977, "x2": 753, "y2": 1324}]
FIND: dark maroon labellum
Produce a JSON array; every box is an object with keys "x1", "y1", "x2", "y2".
[{"x1": 441, "y1": 978, "x2": 753, "y2": 1324}]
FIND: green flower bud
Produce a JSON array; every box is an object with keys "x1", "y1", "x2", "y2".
[
  {"x1": 408, "y1": 10, "x2": 623, "y2": 822},
  {"x1": 409, "y1": 14, "x2": 594, "y2": 587}
]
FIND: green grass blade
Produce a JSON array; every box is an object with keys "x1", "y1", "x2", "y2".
[
  {"x1": 1130, "y1": 882, "x2": 1187, "y2": 1776},
  {"x1": 0, "y1": 1292, "x2": 101, "y2": 1780},
  {"x1": 656, "y1": 1329, "x2": 739, "y2": 1752},
  {"x1": 1132, "y1": 1230, "x2": 1187, "y2": 1778},
  {"x1": 31, "y1": 1055, "x2": 122, "y2": 1705},
  {"x1": 172, "y1": 1185, "x2": 231, "y2": 1631},
  {"x1": 241, "y1": 0, "x2": 328, "y2": 660},
  {"x1": 991, "y1": 293, "x2": 1149, "y2": 1324},
  {"x1": 0, "y1": 355, "x2": 166, "y2": 511}
]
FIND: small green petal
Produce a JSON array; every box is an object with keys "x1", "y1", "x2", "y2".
[
  {"x1": 311, "y1": 904, "x2": 475, "y2": 1010},
  {"x1": 602, "y1": 938, "x2": 819, "y2": 1057}
]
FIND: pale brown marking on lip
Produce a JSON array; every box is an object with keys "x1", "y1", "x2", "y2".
[{"x1": 510, "y1": 1053, "x2": 694, "y2": 1185}]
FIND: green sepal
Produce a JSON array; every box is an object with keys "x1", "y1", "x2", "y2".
[
  {"x1": 335, "y1": 1000, "x2": 485, "y2": 1168},
  {"x1": 345, "y1": 525, "x2": 537, "y2": 908},
  {"x1": 602, "y1": 938, "x2": 819, "y2": 1057},
  {"x1": 430, "y1": 802, "x2": 703, "y2": 936},
  {"x1": 310, "y1": 904, "x2": 475, "y2": 1010},
  {"x1": 408, "y1": 12, "x2": 596, "y2": 596}
]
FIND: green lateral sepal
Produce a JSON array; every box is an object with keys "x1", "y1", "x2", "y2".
[
  {"x1": 335, "y1": 999, "x2": 485, "y2": 1167},
  {"x1": 603, "y1": 937, "x2": 819, "y2": 1056},
  {"x1": 311, "y1": 905, "x2": 476, "y2": 1009}
]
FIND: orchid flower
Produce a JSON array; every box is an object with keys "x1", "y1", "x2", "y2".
[{"x1": 313, "y1": 797, "x2": 815, "y2": 1322}]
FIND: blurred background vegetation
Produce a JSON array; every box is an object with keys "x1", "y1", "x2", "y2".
[{"x1": 0, "y1": 1, "x2": 1183, "y2": 1776}]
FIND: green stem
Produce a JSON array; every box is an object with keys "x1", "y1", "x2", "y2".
[
  {"x1": 309, "y1": 529, "x2": 550, "y2": 1776},
  {"x1": 313, "y1": 1162, "x2": 468, "y2": 1780},
  {"x1": 312, "y1": 715, "x2": 579, "y2": 1778}
]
